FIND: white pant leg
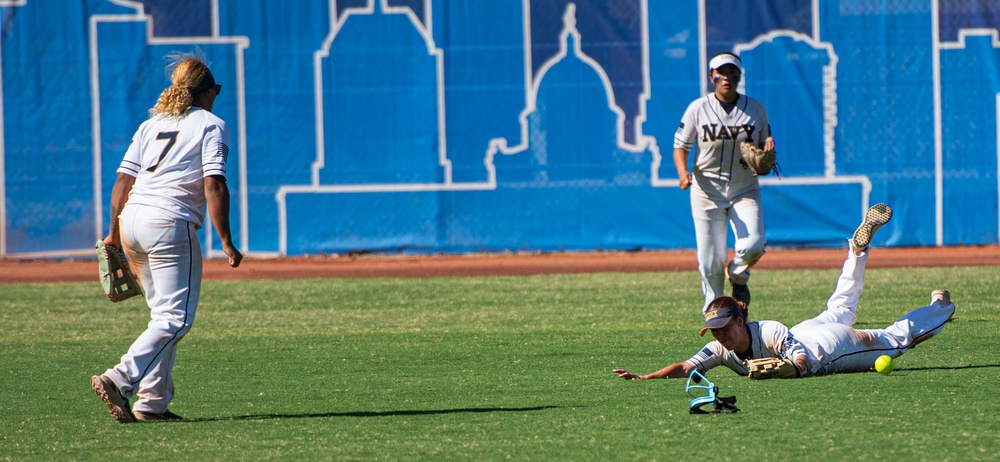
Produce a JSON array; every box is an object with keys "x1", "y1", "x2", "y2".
[
  {"x1": 134, "y1": 346, "x2": 176, "y2": 414},
  {"x1": 792, "y1": 322, "x2": 902, "y2": 376},
  {"x1": 727, "y1": 192, "x2": 766, "y2": 284},
  {"x1": 798, "y1": 301, "x2": 955, "y2": 375},
  {"x1": 798, "y1": 323, "x2": 895, "y2": 375},
  {"x1": 789, "y1": 323, "x2": 859, "y2": 375},
  {"x1": 794, "y1": 245, "x2": 866, "y2": 330},
  {"x1": 104, "y1": 204, "x2": 202, "y2": 408},
  {"x1": 880, "y1": 300, "x2": 955, "y2": 350},
  {"x1": 690, "y1": 186, "x2": 729, "y2": 310}
]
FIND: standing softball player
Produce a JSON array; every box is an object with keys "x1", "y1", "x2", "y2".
[
  {"x1": 91, "y1": 52, "x2": 242, "y2": 423},
  {"x1": 673, "y1": 51, "x2": 775, "y2": 311},
  {"x1": 612, "y1": 204, "x2": 956, "y2": 380}
]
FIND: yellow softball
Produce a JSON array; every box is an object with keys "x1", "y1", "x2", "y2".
[{"x1": 874, "y1": 355, "x2": 894, "y2": 375}]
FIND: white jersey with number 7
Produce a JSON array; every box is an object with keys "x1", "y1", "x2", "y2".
[{"x1": 117, "y1": 108, "x2": 230, "y2": 227}]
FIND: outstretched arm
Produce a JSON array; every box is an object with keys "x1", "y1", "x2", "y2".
[{"x1": 613, "y1": 361, "x2": 695, "y2": 380}]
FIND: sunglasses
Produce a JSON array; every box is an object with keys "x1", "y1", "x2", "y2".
[{"x1": 213, "y1": 83, "x2": 222, "y2": 95}]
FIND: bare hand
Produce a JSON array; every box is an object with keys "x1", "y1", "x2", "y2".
[
  {"x1": 678, "y1": 171, "x2": 693, "y2": 190},
  {"x1": 101, "y1": 235, "x2": 121, "y2": 251},
  {"x1": 612, "y1": 368, "x2": 642, "y2": 380},
  {"x1": 763, "y1": 136, "x2": 775, "y2": 152},
  {"x1": 224, "y1": 245, "x2": 243, "y2": 268}
]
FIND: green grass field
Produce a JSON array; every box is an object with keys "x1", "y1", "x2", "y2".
[{"x1": 2, "y1": 265, "x2": 999, "y2": 460}]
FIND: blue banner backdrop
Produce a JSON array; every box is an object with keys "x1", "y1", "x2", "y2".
[{"x1": 1, "y1": 0, "x2": 997, "y2": 257}]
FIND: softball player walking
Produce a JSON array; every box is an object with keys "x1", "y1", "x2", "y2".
[
  {"x1": 91, "y1": 52, "x2": 242, "y2": 423},
  {"x1": 613, "y1": 204, "x2": 956, "y2": 380},
  {"x1": 673, "y1": 52, "x2": 775, "y2": 311}
]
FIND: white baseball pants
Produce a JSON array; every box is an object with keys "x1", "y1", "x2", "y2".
[
  {"x1": 103, "y1": 203, "x2": 203, "y2": 414},
  {"x1": 690, "y1": 184, "x2": 766, "y2": 309},
  {"x1": 791, "y1": 246, "x2": 955, "y2": 376}
]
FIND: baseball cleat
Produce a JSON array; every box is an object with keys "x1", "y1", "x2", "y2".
[
  {"x1": 851, "y1": 203, "x2": 893, "y2": 249},
  {"x1": 91, "y1": 375, "x2": 136, "y2": 424},
  {"x1": 930, "y1": 289, "x2": 951, "y2": 307},
  {"x1": 134, "y1": 409, "x2": 184, "y2": 422},
  {"x1": 731, "y1": 282, "x2": 751, "y2": 308}
]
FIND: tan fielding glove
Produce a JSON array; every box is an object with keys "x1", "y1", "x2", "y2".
[
  {"x1": 747, "y1": 357, "x2": 801, "y2": 380},
  {"x1": 740, "y1": 141, "x2": 778, "y2": 176}
]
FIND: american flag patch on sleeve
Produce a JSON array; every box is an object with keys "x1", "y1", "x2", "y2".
[{"x1": 218, "y1": 143, "x2": 229, "y2": 162}]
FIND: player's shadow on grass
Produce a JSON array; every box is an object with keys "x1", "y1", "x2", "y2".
[
  {"x1": 899, "y1": 364, "x2": 1000, "y2": 372},
  {"x1": 184, "y1": 405, "x2": 565, "y2": 423}
]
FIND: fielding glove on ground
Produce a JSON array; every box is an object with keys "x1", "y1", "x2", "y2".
[{"x1": 96, "y1": 240, "x2": 143, "y2": 302}]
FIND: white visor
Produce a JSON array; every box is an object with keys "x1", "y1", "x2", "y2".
[{"x1": 709, "y1": 54, "x2": 743, "y2": 73}]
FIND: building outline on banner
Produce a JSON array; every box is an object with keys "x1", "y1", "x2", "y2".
[
  {"x1": 3, "y1": 1, "x2": 997, "y2": 256},
  {"x1": 275, "y1": 0, "x2": 872, "y2": 256},
  {"x1": 936, "y1": 22, "x2": 1000, "y2": 245},
  {"x1": 88, "y1": 0, "x2": 251, "y2": 260},
  {"x1": 732, "y1": 30, "x2": 873, "y2": 216}
]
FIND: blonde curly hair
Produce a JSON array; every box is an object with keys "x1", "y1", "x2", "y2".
[{"x1": 150, "y1": 51, "x2": 217, "y2": 118}]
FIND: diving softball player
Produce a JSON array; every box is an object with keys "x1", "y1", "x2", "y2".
[
  {"x1": 91, "y1": 52, "x2": 242, "y2": 423},
  {"x1": 673, "y1": 51, "x2": 775, "y2": 312},
  {"x1": 613, "y1": 204, "x2": 956, "y2": 380}
]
